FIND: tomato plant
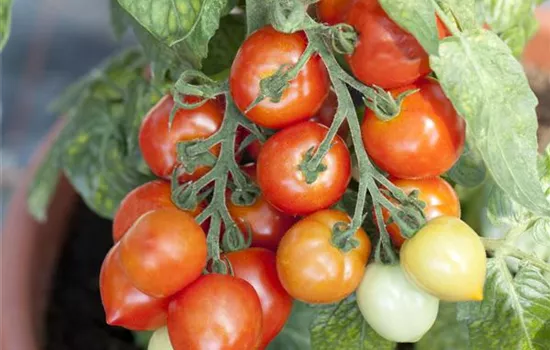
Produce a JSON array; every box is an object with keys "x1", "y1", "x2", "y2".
[
  {"x1": 167, "y1": 273, "x2": 263, "y2": 350},
  {"x1": 361, "y1": 78, "x2": 466, "y2": 179},
  {"x1": 257, "y1": 121, "x2": 351, "y2": 215},
  {"x1": 119, "y1": 208, "x2": 207, "y2": 298},
  {"x1": 276, "y1": 209, "x2": 371, "y2": 304},
  {"x1": 356, "y1": 264, "x2": 439, "y2": 343},
  {"x1": 100, "y1": 245, "x2": 169, "y2": 330},
  {"x1": 225, "y1": 248, "x2": 293, "y2": 348}
]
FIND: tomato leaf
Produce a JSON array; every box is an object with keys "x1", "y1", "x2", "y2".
[
  {"x1": 268, "y1": 301, "x2": 317, "y2": 350},
  {"x1": 202, "y1": 14, "x2": 246, "y2": 76},
  {"x1": 430, "y1": 30, "x2": 550, "y2": 218},
  {"x1": 245, "y1": 0, "x2": 274, "y2": 35},
  {"x1": 447, "y1": 142, "x2": 487, "y2": 187},
  {"x1": 110, "y1": 0, "x2": 131, "y2": 40},
  {"x1": 457, "y1": 258, "x2": 550, "y2": 349},
  {"x1": 0, "y1": 0, "x2": 12, "y2": 51},
  {"x1": 379, "y1": 0, "x2": 440, "y2": 55},
  {"x1": 416, "y1": 303, "x2": 470, "y2": 350},
  {"x1": 310, "y1": 295, "x2": 395, "y2": 350},
  {"x1": 435, "y1": 0, "x2": 478, "y2": 31},
  {"x1": 117, "y1": 0, "x2": 228, "y2": 68}
]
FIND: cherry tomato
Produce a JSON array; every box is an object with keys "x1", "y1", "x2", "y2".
[
  {"x1": 230, "y1": 26, "x2": 329, "y2": 129},
  {"x1": 227, "y1": 164, "x2": 298, "y2": 251},
  {"x1": 139, "y1": 94, "x2": 223, "y2": 182},
  {"x1": 167, "y1": 274, "x2": 263, "y2": 350},
  {"x1": 361, "y1": 78, "x2": 465, "y2": 179},
  {"x1": 148, "y1": 327, "x2": 173, "y2": 350},
  {"x1": 257, "y1": 121, "x2": 351, "y2": 215},
  {"x1": 225, "y1": 248, "x2": 293, "y2": 348},
  {"x1": 345, "y1": 0, "x2": 447, "y2": 89},
  {"x1": 317, "y1": 0, "x2": 353, "y2": 25},
  {"x1": 119, "y1": 208, "x2": 207, "y2": 298},
  {"x1": 112, "y1": 180, "x2": 203, "y2": 242},
  {"x1": 277, "y1": 209, "x2": 371, "y2": 303},
  {"x1": 100, "y1": 245, "x2": 168, "y2": 330},
  {"x1": 310, "y1": 90, "x2": 349, "y2": 139},
  {"x1": 400, "y1": 216, "x2": 487, "y2": 301},
  {"x1": 356, "y1": 264, "x2": 439, "y2": 342},
  {"x1": 382, "y1": 177, "x2": 461, "y2": 247}
]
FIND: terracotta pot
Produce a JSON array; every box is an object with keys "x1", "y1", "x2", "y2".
[{"x1": 1, "y1": 121, "x2": 79, "y2": 350}]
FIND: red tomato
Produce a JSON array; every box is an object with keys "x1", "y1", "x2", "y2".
[
  {"x1": 317, "y1": 0, "x2": 353, "y2": 25},
  {"x1": 361, "y1": 78, "x2": 465, "y2": 179},
  {"x1": 112, "y1": 180, "x2": 203, "y2": 242},
  {"x1": 230, "y1": 26, "x2": 329, "y2": 129},
  {"x1": 345, "y1": 0, "x2": 447, "y2": 89},
  {"x1": 381, "y1": 177, "x2": 461, "y2": 247},
  {"x1": 119, "y1": 208, "x2": 207, "y2": 298},
  {"x1": 167, "y1": 274, "x2": 263, "y2": 350},
  {"x1": 246, "y1": 139, "x2": 263, "y2": 161},
  {"x1": 225, "y1": 248, "x2": 293, "y2": 349},
  {"x1": 257, "y1": 121, "x2": 351, "y2": 215},
  {"x1": 310, "y1": 90, "x2": 348, "y2": 139},
  {"x1": 227, "y1": 164, "x2": 298, "y2": 251},
  {"x1": 139, "y1": 95, "x2": 223, "y2": 182},
  {"x1": 277, "y1": 209, "x2": 371, "y2": 303},
  {"x1": 100, "y1": 245, "x2": 168, "y2": 330}
]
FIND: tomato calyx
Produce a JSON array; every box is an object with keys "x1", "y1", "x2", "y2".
[
  {"x1": 171, "y1": 70, "x2": 226, "y2": 112},
  {"x1": 364, "y1": 87, "x2": 418, "y2": 122},
  {"x1": 298, "y1": 147, "x2": 329, "y2": 184},
  {"x1": 331, "y1": 221, "x2": 361, "y2": 252},
  {"x1": 330, "y1": 23, "x2": 358, "y2": 55},
  {"x1": 271, "y1": 0, "x2": 308, "y2": 34},
  {"x1": 229, "y1": 184, "x2": 261, "y2": 206}
]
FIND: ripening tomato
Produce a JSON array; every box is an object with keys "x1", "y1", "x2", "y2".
[
  {"x1": 356, "y1": 264, "x2": 439, "y2": 342},
  {"x1": 257, "y1": 122, "x2": 351, "y2": 215},
  {"x1": 400, "y1": 216, "x2": 487, "y2": 301},
  {"x1": 345, "y1": 0, "x2": 447, "y2": 89},
  {"x1": 382, "y1": 177, "x2": 461, "y2": 247},
  {"x1": 317, "y1": 0, "x2": 353, "y2": 25},
  {"x1": 230, "y1": 26, "x2": 329, "y2": 129},
  {"x1": 227, "y1": 164, "x2": 298, "y2": 251},
  {"x1": 112, "y1": 180, "x2": 204, "y2": 242},
  {"x1": 168, "y1": 274, "x2": 263, "y2": 350},
  {"x1": 226, "y1": 248, "x2": 293, "y2": 348},
  {"x1": 361, "y1": 79, "x2": 465, "y2": 179},
  {"x1": 148, "y1": 327, "x2": 173, "y2": 350},
  {"x1": 277, "y1": 210, "x2": 371, "y2": 303},
  {"x1": 100, "y1": 245, "x2": 168, "y2": 330},
  {"x1": 119, "y1": 208, "x2": 207, "y2": 298},
  {"x1": 139, "y1": 94, "x2": 223, "y2": 182}
]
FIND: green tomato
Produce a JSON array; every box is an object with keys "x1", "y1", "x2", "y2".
[
  {"x1": 356, "y1": 264, "x2": 439, "y2": 343},
  {"x1": 148, "y1": 327, "x2": 173, "y2": 350}
]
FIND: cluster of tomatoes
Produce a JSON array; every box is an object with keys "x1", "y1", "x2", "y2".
[{"x1": 100, "y1": 0, "x2": 489, "y2": 348}]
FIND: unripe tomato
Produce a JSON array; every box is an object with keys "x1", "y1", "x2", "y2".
[
  {"x1": 361, "y1": 78, "x2": 465, "y2": 179},
  {"x1": 257, "y1": 121, "x2": 351, "y2": 215},
  {"x1": 167, "y1": 274, "x2": 263, "y2": 350},
  {"x1": 382, "y1": 177, "x2": 461, "y2": 247},
  {"x1": 230, "y1": 26, "x2": 329, "y2": 129},
  {"x1": 112, "y1": 180, "x2": 203, "y2": 242},
  {"x1": 345, "y1": 0, "x2": 448, "y2": 88},
  {"x1": 226, "y1": 248, "x2": 293, "y2": 349},
  {"x1": 139, "y1": 94, "x2": 223, "y2": 182},
  {"x1": 148, "y1": 327, "x2": 173, "y2": 350},
  {"x1": 277, "y1": 209, "x2": 371, "y2": 303},
  {"x1": 317, "y1": 0, "x2": 353, "y2": 25},
  {"x1": 400, "y1": 216, "x2": 487, "y2": 301},
  {"x1": 100, "y1": 245, "x2": 168, "y2": 330},
  {"x1": 356, "y1": 264, "x2": 439, "y2": 342},
  {"x1": 119, "y1": 208, "x2": 207, "y2": 298}
]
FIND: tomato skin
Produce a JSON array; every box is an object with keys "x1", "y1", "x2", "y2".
[
  {"x1": 346, "y1": 0, "x2": 447, "y2": 89},
  {"x1": 119, "y1": 208, "x2": 207, "y2": 298},
  {"x1": 167, "y1": 274, "x2": 263, "y2": 350},
  {"x1": 225, "y1": 248, "x2": 293, "y2": 349},
  {"x1": 257, "y1": 121, "x2": 351, "y2": 215},
  {"x1": 112, "y1": 180, "x2": 204, "y2": 242},
  {"x1": 100, "y1": 245, "x2": 169, "y2": 330},
  {"x1": 317, "y1": 0, "x2": 353, "y2": 25},
  {"x1": 148, "y1": 327, "x2": 174, "y2": 350},
  {"x1": 361, "y1": 79, "x2": 465, "y2": 179},
  {"x1": 276, "y1": 209, "x2": 371, "y2": 304},
  {"x1": 400, "y1": 216, "x2": 487, "y2": 301},
  {"x1": 139, "y1": 95, "x2": 223, "y2": 181},
  {"x1": 356, "y1": 264, "x2": 439, "y2": 343},
  {"x1": 382, "y1": 177, "x2": 461, "y2": 247},
  {"x1": 230, "y1": 26, "x2": 329, "y2": 129}
]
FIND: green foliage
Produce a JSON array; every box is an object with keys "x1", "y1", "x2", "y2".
[
  {"x1": 416, "y1": 303, "x2": 470, "y2": 350},
  {"x1": 245, "y1": 0, "x2": 274, "y2": 34},
  {"x1": 0, "y1": 0, "x2": 12, "y2": 51},
  {"x1": 202, "y1": 14, "x2": 246, "y2": 76},
  {"x1": 447, "y1": 142, "x2": 487, "y2": 187},
  {"x1": 310, "y1": 295, "x2": 395, "y2": 350},
  {"x1": 268, "y1": 301, "x2": 317, "y2": 350}
]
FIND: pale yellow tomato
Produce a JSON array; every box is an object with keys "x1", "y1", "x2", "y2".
[
  {"x1": 148, "y1": 327, "x2": 173, "y2": 350},
  {"x1": 400, "y1": 216, "x2": 487, "y2": 302}
]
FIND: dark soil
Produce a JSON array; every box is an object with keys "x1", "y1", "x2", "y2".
[{"x1": 45, "y1": 199, "x2": 141, "y2": 350}]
